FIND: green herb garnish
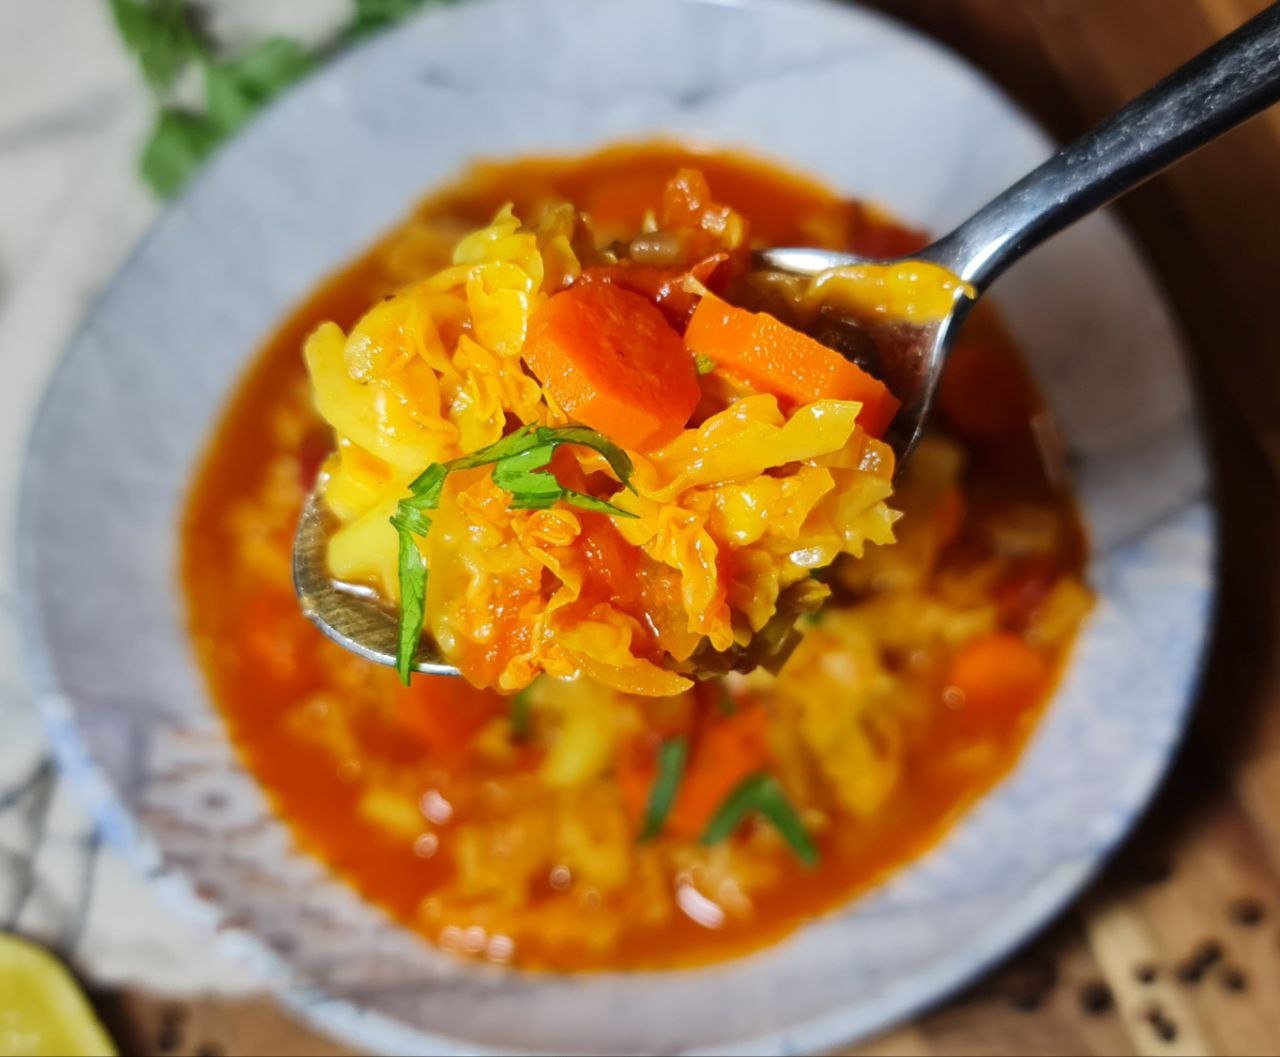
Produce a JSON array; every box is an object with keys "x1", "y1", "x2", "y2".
[
  {"x1": 139, "y1": 110, "x2": 223, "y2": 198},
  {"x1": 641, "y1": 737, "x2": 688, "y2": 841},
  {"x1": 701, "y1": 772, "x2": 819, "y2": 867},
  {"x1": 390, "y1": 511, "x2": 429, "y2": 682},
  {"x1": 694, "y1": 353, "x2": 717, "y2": 376},
  {"x1": 205, "y1": 38, "x2": 315, "y2": 134},
  {"x1": 111, "y1": 0, "x2": 448, "y2": 198},
  {"x1": 391, "y1": 425, "x2": 638, "y2": 683},
  {"x1": 108, "y1": 0, "x2": 201, "y2": 92}
]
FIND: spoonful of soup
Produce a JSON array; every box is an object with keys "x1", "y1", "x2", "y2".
[{"x1": 296, "y1": 5, "x2": 1280, "y2": 687}]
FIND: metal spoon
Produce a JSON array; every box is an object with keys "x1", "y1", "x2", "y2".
[
  {"x1": 762, "y1": 1, "x2": 1280, "y2": 463},
  {"x1": 296, "y1": 4, "x2": 1280, "y2": 676}
]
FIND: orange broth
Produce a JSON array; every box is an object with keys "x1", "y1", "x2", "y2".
[{"x1": 181, "y1": 143, "x2": 1088, "y2": 971}]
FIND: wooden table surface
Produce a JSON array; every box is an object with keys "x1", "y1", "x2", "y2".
[{"x1": 91, "y1": 1, "x2": 1280, "y2": 1054}]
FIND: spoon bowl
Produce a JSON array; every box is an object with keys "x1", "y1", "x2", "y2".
[
  {"x1": 294, "y1": 492, "x2": 458, "y2": 675},
  {"x1": 751, "y1": 246, "x2": 972, "y2": 465},
  {"x1": 761, "y1": 0, "x2": 1280, "y2": 460}
]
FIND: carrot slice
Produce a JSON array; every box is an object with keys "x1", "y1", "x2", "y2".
[
  {"x1": 684, "y1": 292, "x2": 900, "y2": 436},
  {"x1": 684, "y1": 290, "x2": 756, "y2": 355},
  {"x1": 523, "y1": 283, "x2": 700, "y2": 451},
  {"x1": 393, "y1": 674, "x2": 503, "y2": 756},
  {"x1": 945, "y1": 631, "x2": 1049, "y2": 729},
  {"x1": 667, "y1": 703, "x2": 770, "y2": 839}
]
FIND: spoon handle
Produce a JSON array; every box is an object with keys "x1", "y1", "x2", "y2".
[{"x1": 927, "y1": 2, "x2": 1280, "y2": 289}]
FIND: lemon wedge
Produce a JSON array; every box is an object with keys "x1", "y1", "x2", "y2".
[{"x1": 0, "y1": 934, "x2": 116, "y2": 1057}]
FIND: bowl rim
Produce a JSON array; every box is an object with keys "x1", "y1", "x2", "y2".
[{"x1": 10, "y1": 0, "x2": 1218, "y2": 1052}]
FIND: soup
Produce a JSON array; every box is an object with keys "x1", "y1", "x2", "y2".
[{"x1": 182, "y1": 143, "x2": 1089, "y2": 971}]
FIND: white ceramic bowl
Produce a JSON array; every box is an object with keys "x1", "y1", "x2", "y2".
[{"x1": 15, "y1": 0, "x2": 1214, "y2": 1052}]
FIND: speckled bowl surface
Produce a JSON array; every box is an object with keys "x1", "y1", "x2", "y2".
[{"x1": 15, "y1": 0, "x2": 1214, "y2": 1053}]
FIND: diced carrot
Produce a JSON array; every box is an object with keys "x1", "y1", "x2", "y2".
[
  {"x1": 684, "y1": 292, "x2": 900, "y2": 437},
  {"x1": 945, "y1": 632, "x2": 1049, "y2": 729},
  {"x1": 393, "y1": 674, "x2": 504, "y2": 756},
  {"x1": 667, "y1": 703, "x2": 770, "y2": 839},
  {"x1": 661, "y1": 168, "x2": 718, "y2": 229},
  {"x1": 659, "y1": 169, "x2": 753, "y2": 262},
  {"x1": 523, "y1": 283, "x2": 700, "y2": 451},
  {"x1": 684, "y1": 291, "x2": 756, "y2": 356},
  {"x1": 937, "y1": 337, "x2": 1038, "y2": 440},
  {"x1": 660, "y1": 168, "x2": 734, "y2": 239}
]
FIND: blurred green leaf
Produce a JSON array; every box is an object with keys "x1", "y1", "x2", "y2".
[
  {"x1": 203, "y1": 64, "x2": 256, "y2": 133},
  {"x1": 701, "y1": 773, "x2": 819, "y2": 867},
  {"x1": 203, "y1": 38, "x2": 313, "y2": 135},
  {"x1": 116, "y1": 0, "x2": 449, "y2": 198},
  {"x1": 350, "y1": 0, "x2": 444, "y2": 37},
  {"x1": 108, "y1": 0, "x2": 202, "y2": 92},
  {"x1": 140, "y1": 109, "x2": 222, "y2": 197},
  {"x1": 223, "y1": 37, "x2": 315, "y2": 97}
]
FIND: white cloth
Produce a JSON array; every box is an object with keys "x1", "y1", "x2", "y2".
[{"x1": 0, "y1": 0, "x2": 343, "y2": 995}]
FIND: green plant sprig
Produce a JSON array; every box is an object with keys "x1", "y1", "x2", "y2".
[
  {"x1": 391, "y1": 425, "x2": 638, "y2": 683},
  {"x1": 109, "y1": 0, "x2": 450, "y2": 197}
]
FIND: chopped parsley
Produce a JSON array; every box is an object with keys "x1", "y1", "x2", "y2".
[
  {"x1": 701, "y1": 772, "x2": 819, "y2": 867},
  {"x1": 391, "y1": 425, "x2": 637, "y2": 682},
  {"x1": 640, "y1": 737, "x2": 688, "y2": 841}
]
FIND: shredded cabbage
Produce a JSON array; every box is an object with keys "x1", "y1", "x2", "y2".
[{"x1": 305, "y1": 191, "x2": 898, "y2": 693}]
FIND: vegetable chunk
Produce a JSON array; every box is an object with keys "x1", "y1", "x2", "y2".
[
  {"x1": 523, "y1": 283, "x2": 700, "y2": 451},
  {"x1": 685, "y1": 292, "x2": 900, "y2": 436}
]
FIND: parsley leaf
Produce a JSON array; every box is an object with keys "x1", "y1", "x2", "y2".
[
  {"x1": 108, "y1": 0, "x2": 203, "y2": 92},
  {"x1": 203, "y1": 64, "x2": 257, "y2": 134},
  {"x1": 140, "y1": 109, "x2": 222, "y2": 198},
  {"x1": 130, "y1": 33, "x2": 315, "y2": 196},
  {"x1": 391, "y1": 515, "x2": 429, "y2": 684},
  {"x1": 537, "y1": 426, "x2": 637, "y2": 493},
  {"x1": 641, "y1": 737, "x2": 688, "y2": 841},
  {"x1": 701, "y1": 772, "x2": 819, "y2": 867},
  {"x1": 204, "y1": 39, "x2": 313, "y2": 135},
  {"x1": 390, "y1": 425, "x2": 638, "y2": 682},
  {"x1": 116, "y1": 1, "x2": 450, "y2": 198},
  {"x1": 222, "y1": 37, "x2": 315, "y2": 96},
  {"x1": 492, "y1": 442, "x2": 636, "y2": 517}
]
